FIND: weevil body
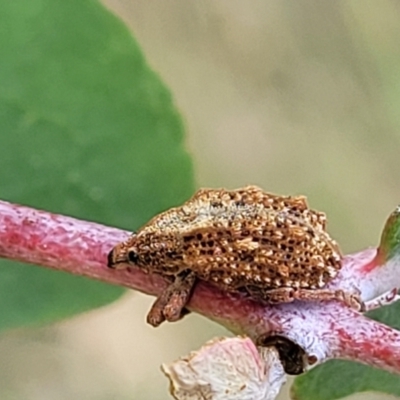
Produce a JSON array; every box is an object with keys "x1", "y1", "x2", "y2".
[{"x1": 108, "y1": 186, "x2": 361, "y2": 326}]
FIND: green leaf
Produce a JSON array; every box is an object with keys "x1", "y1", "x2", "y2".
[
  {"x1": 292, "y1": 302, "x2": 400, "y2": 400},
  {"x1": 292, "y1": 359, "x2": 400, "y2": 400},
  {"x1": 0, "y1": 0, "x2": 194, "y2": 330},
  {"x1": 377, "y1": 207, "x2": 400, "y2": 263}
]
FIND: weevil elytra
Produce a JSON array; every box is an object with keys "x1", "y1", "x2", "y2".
[{"x1": 108, "y1": 186, "x2": 362, "y2": 326}]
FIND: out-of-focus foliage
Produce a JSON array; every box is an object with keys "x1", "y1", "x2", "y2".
[
  {"x1": 293, "y1": 1, "x2": 400, "y2": 398},
  {"x1": 1, "y1": 0, "x2": 400, "y2": 399},
  {"x1": 0, "y1": 0, "x2": 194, "y2": 331},
  {"x1": 292, "y1": 358, "x2": 400, "y2": 400}
]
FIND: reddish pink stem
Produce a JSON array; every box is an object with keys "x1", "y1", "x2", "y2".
[
  {"x1": 0, "y1": 200, "x2": 168, "y2": 295},
  {"x1": 0, "y1": 200, "x2": 399, "y2": 374},
  {"x1": 187, "y1": 283, "x2": 400, "y2": 374}
]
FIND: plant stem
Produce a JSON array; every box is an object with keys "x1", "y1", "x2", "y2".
[
  {"x1": 0, "y1": 199, "x2": 400, "y2": 375},
  {"x1": 0, "y1": 200, "x2": 165, "y2": 295}
]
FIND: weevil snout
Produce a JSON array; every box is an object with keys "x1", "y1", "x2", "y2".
[
  {"x1": 107, "y1": 234, "x2": 140, "y2": 269},
  {"x1": 107, "y1": 242, "x2": 131, "y2": 269}
]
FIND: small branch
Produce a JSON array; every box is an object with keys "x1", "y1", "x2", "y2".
[
  {"x1": 0, "y1": 200, "x2": 166, "y2": 296},
  {"x1": 0, "y1": 200, "x2": 400, "y2": 375}
]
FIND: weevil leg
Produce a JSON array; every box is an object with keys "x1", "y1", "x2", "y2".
[
  {"x1": 246, "y1": 286, "x2": 296, "y2": 304},
  {"x1": 147, "y1": 271, "x2": 196, "y2": 327},
  {"x1": 292, "y1": 288, "x2": 364, "y2": 311},
  {"x1": 163, "y1": 272, "x2": 196, "y2": 322},
  {"x1": 259, "y1": 287, "x2": 364, "y2": 311},
  {"x1": 147, "y1": 294, "x2": 169, "y2": 327}
]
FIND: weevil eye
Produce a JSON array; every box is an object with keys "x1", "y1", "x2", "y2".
[{"x1": 128, "y1": 250, "x2": 139, "y2": 264}]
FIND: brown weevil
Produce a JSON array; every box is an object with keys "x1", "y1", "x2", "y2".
[{"x1": 108, "y1": 186, "x2": 361, "y2": 326}]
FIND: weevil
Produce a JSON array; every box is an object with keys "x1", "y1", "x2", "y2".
[{"x1": 108, "y1": 186, "x2": 361, "y2": 326}]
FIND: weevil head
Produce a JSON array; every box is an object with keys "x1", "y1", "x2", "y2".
[{"x1": 107, "y1": 235, "x2": 138, "y2": 270}]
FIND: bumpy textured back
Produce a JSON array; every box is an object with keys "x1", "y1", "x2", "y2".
[{"x1": 131, "y1": 186, "x2": 342, "y2": 296}]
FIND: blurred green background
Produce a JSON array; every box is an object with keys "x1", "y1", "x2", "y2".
[{"x1": 1, "y1": 0, "x2": 400, "y2": 399}]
